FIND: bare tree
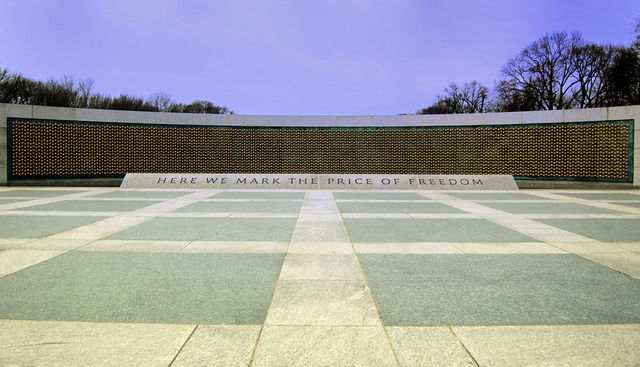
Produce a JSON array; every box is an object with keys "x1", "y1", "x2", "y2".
[
  {"x1": 76, "y1": 78, "x2": 94, "y2": 108},
  {"x1": 418, "y1": 81, "x2": 488, "y2": 114},
  {"x1": 572, "y1": 44, "x2": 616, "y2": 108},
  {"x1": 148, "y1": 92, "x2": 175, "y2": 112},
  {"x1": 501, "y1": 31, "x2": 583, "y2": 110}
]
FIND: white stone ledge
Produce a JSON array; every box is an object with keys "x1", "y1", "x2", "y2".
[{"x1": 1, "y1": 103, "x2": 638, "y2": 128}]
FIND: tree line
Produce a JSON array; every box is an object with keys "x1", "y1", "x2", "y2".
[
  {"x1": 0, "y1": 69, "x2": 232, "y2": 114},
  {"x1": 418, "y1": 23, "x2": 640, "y2": 114}
]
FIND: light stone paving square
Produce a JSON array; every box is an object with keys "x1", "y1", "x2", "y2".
[
  {"x1": 1, "y1": 210, "x2": 124, "y2": 217},
  {"x1": 0, "y1": 215, "x2": 107, "y2": 238},
  {"x1": 290, "y1": 220, "x2": 350, "y2": 242},
  {"x1": 181, "y1": 241, "x2": 288, "y2": 253},
  {"x1": 386, "y1": 326, "x2": 475, "y2": 366},
  {"x1": 171, "y1": 325, "x2": 261, "y2": 367},
  {"x1": 18, "y1": 239, "x2": 91, "y2": 251},
  {"x1": 0, "y1": 237, "x2": 36, "y2": 249},
  {"x1": 0, "y1": 319, "x2": 196, "y2": 367},
  {"x1": 577, "y1": 251, "x2": 640, "y2": 279},
  {"x1": 252, "y1": 326, "x2": 396, "y2": 367},
  {"x1": 22, "y1": 199, "x2": 162, "y2": 212},
  {"x1": 93, "y1": 190, "x2": 190, "y2": 199},
  {"x1": 453, "y1": 324, "x2": 640, "y2": 367},
  {"x1": 279, "y1": 254, "x2": 363, "y2": 280},
  {"x1": 547, "y1": 241, "x2": 628, "y2": 253},
  {"x1": 304, "y1": 190, "x2": 333, "y2": 200},
  {"x1": 341, "y1": 213, "x2": 411, "y2": 219},
  {"x1": 287, "y1": 241, "x2": 354, "y2": 254},
  {"x1": 0, "y1": 189, "x2": 84, "y2": 198},
  {"x1": 452, "y1": 242, "x2": 568, "y2": 254},
  {"x1": 0, "y1": 249, "x2": 64, "y2": 274},
  {"x1": 78, "y1": 240, "x2": 190, "y2": 253},
  {"x1": 354, "y1": 242, "x2": 462, "y2": 254},
  {"x1": 296, "y1": 212, "x2": 343, "y2": 221},
  {"x1": 49, "y1": 216, "x2": 151, "y2": 240},
  {"x1": 265, "y1": 280, "x2": 380, "y2": 326},
  {"x1": 228, "y1": 212, "x2": 298, "y2": 218},
  {"x1": 611, "y1": 242, "x2": 640, "y2": 252}
]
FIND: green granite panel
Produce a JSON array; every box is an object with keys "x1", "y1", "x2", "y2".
[
  {"x1": 109, "y1": 217, "x2": 296, "y2": 241},
  {"x1": 0, "y1": 215, "x2": 107, "y2": 238},
  {"x1": 360, "y1": 254, "x2": 640, "y2": 326},
  {"x1": 344, "y1": 218, "x2": 534, "y2": 242},
  {"x1": 213, "y1": 192, "x2": 305, "y2": 200},
  {"x1": 480, "y1": 202, "x2": 625, "y2": 214},
  {"x1": 176, "y1": 200, "x2": 302, "y2": 213},
  {"x1": 557, "y1": 193, "x2": 640, "y2": 201},
  {"x1": 337, "y1": 202, "x2": 464, "y2": 214},
  {"x1": 535, "y1": 218, "x2": 640, "y2": 242},
  {"x1": 618, "y1": 202, "x2": 640, "y2": 209},
  {"x1": 23, "y1": 200, "x2": 162, "y2": 212},
  {"x1": 0, "y1": 252, "x2": 284, "y2": 324},
  {"x1": 0, "y1": 190, "x2": 83, "y2": 198},
  {"x1": 447, "y1": 193, "x2": 552, "y2": 201},
  {"x1": 0, "y1": 199, "x2": 24, "y2": 205},
  {"x1": 333, "y1": 192, "x2": 427, "y2": 200},
  {"x1": 92, "y1": 191, "x2": 191, "y2": 199}
]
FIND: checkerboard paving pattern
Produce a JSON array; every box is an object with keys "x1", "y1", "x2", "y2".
[{"x1": 0, "y1": 187, "x2": 639, "y2": 366}]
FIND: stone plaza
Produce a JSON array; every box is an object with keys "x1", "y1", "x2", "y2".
[
  {"x1": 0, "y1": 104, "x2": 639, "y2": 365},
  {"x1": 0, "y1": 186, "x2": 639, "y2": 365}
]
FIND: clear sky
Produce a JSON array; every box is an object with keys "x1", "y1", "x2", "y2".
[{"x1": 1, "y1": 0, "x2": 639, "y2": 115}]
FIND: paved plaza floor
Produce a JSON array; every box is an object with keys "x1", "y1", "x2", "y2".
[{"x1": 0, "y1": 187, "x2": 639, "y2": 366}]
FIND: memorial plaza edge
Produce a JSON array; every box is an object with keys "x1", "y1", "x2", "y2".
[{"x1": 0, "y1": 103, "x2": 638, "y2": 188}]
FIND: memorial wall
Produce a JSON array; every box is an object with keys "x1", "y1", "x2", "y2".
[{"x1": 0, "y1": 103, "x2": 638, "y2": 187}]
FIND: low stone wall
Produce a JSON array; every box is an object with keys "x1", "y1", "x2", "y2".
[{"x1": 1, "y1": 103, "x2": 639, "y2": 187}]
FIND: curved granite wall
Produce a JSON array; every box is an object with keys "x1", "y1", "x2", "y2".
[{"x1": 1, "y1": 103, "x2": 638, "y2": 187}]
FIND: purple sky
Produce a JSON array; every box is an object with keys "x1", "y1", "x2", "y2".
[{"x1": 1, "y1": 0, "x2": 639, "y2": 115}]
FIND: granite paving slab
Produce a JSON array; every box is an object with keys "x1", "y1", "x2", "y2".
[
  {"x1": 337, "y1": 201, "x2": 465, "y2": 214},
  {"x1": 555, "y1": 192, "x2": 640, "y2": 201},
  {"x1": 174, "y1": 200, "x2": 302, "y2": 213},
  {"x1": 92, "y1": 190, "x2": 193, "y2": 199},
  {"x1": 0, "y1": 252, "x2": 284, "y2": 324},
  {"x1": 21, "y1": 199, "x2": 163, "y2": 212},
  {"x1": 453, "y1": 324, "x2": 640, "y2": 366},
  {"x1": 265, "y1": 280, "x2": 380, "y2": 326},
  {"x1": 360, "y1": 254, "x2": 640, "y2": 326},
  {"x1": 386, "y1": 326, "x2": 475, "y2": 366},
  {"x1": 252, "y1": 326, "x2": 396, "y2": 366},
  {"x1": 344, "y1": 218, "x2": 535, "y2": 242},
  {"x1": 0, "y1": 198, "x2": 24, "y2": 205},
  {"x1": 108, "y1": 217, "x2": 296, "y2": 241},
  {"x1": 171, "y1": 325, "x2": 261, "y2": 366},
  {"x1": 333, "y1": 192, "x2": 427, "y2": 200},
  {"x1": 0, "y1": 189, "x2": 84, "y2": 198},
  {"x1": 446, "y1": 192, "x2": 552, "y2": 201},
  {"x1": 617, "y1": 202, "x2": 640, "y2": 209},
  {"x1": 535, "y1": 218, "x2": 640, "y2": 242},
  {"x1": 480, "y1": 202, "x2": 626, "y2": 214},
  {"x1": 213, "y1": 191, "x2": 305, "y2": 199},
  {"x1": 0, "y1": 215, "x2": 107, "y2": 238},
  {"x1": 0, "y1": 319, "x2": 195, "y2": 367}
]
